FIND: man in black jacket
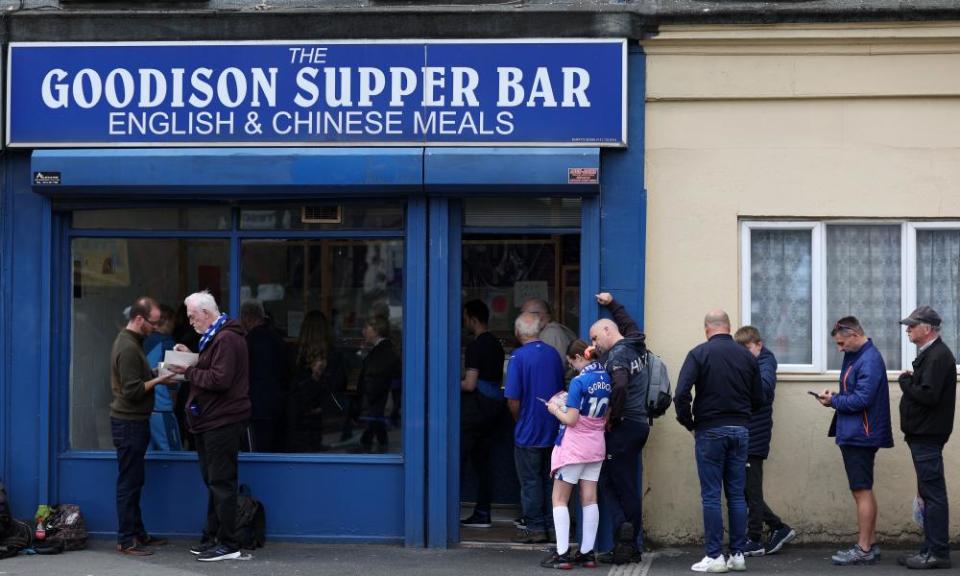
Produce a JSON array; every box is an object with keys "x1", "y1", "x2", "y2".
[
  {"x1": 675, "y1": 310, "x2": 763, "y2": 573},
  {"x1": 897, "y1": 306, "x2": 956, "y2": 570},
  {"x1": 592, "y1": 292, "x2": 648, "y2": 565}
]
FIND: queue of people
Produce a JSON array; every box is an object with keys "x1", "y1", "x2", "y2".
[
  {"x1": 464, "y1": 295, "x2": 954, "y2": 573},
  {"x1": 107, "y1": 288, "x2": 955, "y2": 568}
]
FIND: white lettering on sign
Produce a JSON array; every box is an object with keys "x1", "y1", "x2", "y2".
[{"x1": 40, "y1": 65, "x2": 592, "y2": 111}]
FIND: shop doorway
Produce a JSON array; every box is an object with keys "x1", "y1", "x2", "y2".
[{"x1": 457, "y1": 198, "x2": 581, "y2": 545}]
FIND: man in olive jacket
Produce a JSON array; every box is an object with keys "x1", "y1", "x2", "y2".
[
  {"x1": 897, "y1": 306, "x2": 957, "y2": 570},
  {"x1": 111, "y1": 297, "x2": 177, "y2": 556},
  {"x1": 168, "y1": 290, "x2": 251, "y2": 562}
]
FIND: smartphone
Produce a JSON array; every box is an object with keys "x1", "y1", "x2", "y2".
[{"x1": 807, "y1": 390, "x2": 822, "y2": 399}]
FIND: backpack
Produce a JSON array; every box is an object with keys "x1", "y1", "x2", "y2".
[
  {"x1": 643, "y1": 350, "x2": 673, "y2": 423},
  {"x1": 37, "y1": 504, "x2": 87, "y2": 553},
  {"x1": 234, "y1": 485, "x2": 266, "y2": 550}
]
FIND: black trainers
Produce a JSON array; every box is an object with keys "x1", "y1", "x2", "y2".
[
  {"x1": 574, "y1": 550, "x2": 597, "y2": 568},
  {"x1": 512, "y1": 527, "x2": 550, "y2": 544},
  {"x1": 764, "y1": 524, "x2": 796, "y2": 555},
  {"x1": 460, "y1": 511, "x2": 492, "y2": 528},
  {"x1": 189, "y1": 540, "x2": 218, "y2": 555},
  {"x1": 196, "y1": 544, "x2": 241, "y2": 562},
  {"x1": 744, "y1": 537, "x2": 766, "y2": 557},
  {"x1": 540, "y1": 549, "x2": 573, "y2": 569},
  {"x1": 610, "y1": 542, "x2": 642, "y2": 565}
]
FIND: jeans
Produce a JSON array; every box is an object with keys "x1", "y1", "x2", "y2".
[
  {"x1": 196, "y1": 422, "x2": 244, "y2": 549},
  {"x1": 514, "y1": 446, "x2": 554, "y2": 532},
  {"x1": 599, "y1": 419, "x2": 650, "y2": 551},
  {"x1": 111, "y1": 417, "x2": 151, "y2": 547},
  {"x1": 695, "y1": 426, "x2": 748, "y2": 557},
  {"x1": 745, "y1": 456, "x2": 783, "y2": 540},
  {"x1": 909, "y1": 442, "x2": 950, "y2": 558}
]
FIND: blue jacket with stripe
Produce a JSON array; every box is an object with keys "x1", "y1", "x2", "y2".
[{"x1": 829, "y1": 339, "x2": 894, "y2": 449}]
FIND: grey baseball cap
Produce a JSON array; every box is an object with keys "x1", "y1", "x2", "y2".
[{"x1": 900, "y1": 306, "x2": 942, "y2": 327}]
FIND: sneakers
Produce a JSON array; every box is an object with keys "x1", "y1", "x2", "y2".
[
  {"x1": 726, "y1": 552, "x2": 746, "y2": 572},
  {"x1": 189, "y1": 540, "x2": 218, "y2": 555},
  {"x1": 611, "y1": 542, "x2": 642, "y2": 565},
  {"x1": 117, "y1": 543, "x2": 153, "y2": 556},
  {"x1": 540, "y1": 549, "x2": 574, "y2": 570},
  {"x1": 743, "y1": 538, "x2": 765, "y2": 557},
  {"x1": 460, "y1": 511, "x2": 492, "y2": 528},
  {"x1": 511, "y1": 527, "x2": 550, "y2": 544},
  {"x1": 764, "y1": 525, "x2": 796, "y2": 555},
  {"x1": 573, "y1": 550, "x2": 597, "y2": 568},
  {"x1": 831, "y1": 544, "x2": 876, "y2": 566},
  {"x1": 871, "y1": 543, "x2": 881, "y2": 559},
  {"x1": 196, "y1": 543, "x2": 242, "y2": 562},
  {"x1": 691, "y1": 555, "x2": 729, "y2": 573},
  {"x1": 905, "y1": 552, "x2": 952, "y2": 569}
]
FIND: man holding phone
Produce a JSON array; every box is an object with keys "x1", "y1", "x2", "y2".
[{"x1": 816, "y1": 316, "x2": 893, "y2": 566}]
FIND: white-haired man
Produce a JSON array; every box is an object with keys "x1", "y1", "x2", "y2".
[
  {"x1": 505, "y1": 311, "x2": 565, "y2": 544},
  {"x1": 167, "y1": 291, "x2": 251, "y2": 562}
]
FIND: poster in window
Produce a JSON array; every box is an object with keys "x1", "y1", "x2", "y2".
[{"x1": 74, "y1": 238, "x2": 130, "y2": 287}]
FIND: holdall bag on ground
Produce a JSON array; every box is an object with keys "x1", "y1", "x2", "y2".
[
  {"x1": 40, "y1": 504, "x2": 87, "y2": 552},
  {"x1": 235, "y1": 484, "x2": 266, "y2": 550},
  {"x1": 643, "y1": 350, "x2": 673, "y2": 423}
]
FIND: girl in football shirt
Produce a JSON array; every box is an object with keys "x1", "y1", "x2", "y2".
[{"x1": 541, "y1": 339, "x2": 612, "y2": 569}]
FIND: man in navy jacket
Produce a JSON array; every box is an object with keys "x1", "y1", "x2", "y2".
[
  {"x1": 675, "y1": 310, "x2": 763, "y2": 573},
  {"x1": 897, "y1": 306, "x2": 956, "y2": 570},
  {"x1": 817, "y1": 316, "x2": 893, "y2": 566}
]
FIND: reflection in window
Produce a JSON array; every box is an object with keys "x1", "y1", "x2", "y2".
[
  {"x1": 241, "y1": 239, "x2": 404, "y2": 454},
  {"x1": 70, "y1": 238, "x2": 229, "y2": 450}
]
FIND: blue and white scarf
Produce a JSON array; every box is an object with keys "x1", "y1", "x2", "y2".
[{"x1": 198, "y1": 313, "x2": 228, "y2": 353}]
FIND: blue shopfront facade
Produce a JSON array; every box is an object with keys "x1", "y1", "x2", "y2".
[{"x1": 0, "y1": 39, "x2": 645, "y2": 547}]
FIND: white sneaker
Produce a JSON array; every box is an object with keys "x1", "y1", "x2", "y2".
[
  {"x1": 726, "y1": 552, "x2": 746, "y2": 571},
  {"x1": 692, "y1": 555, "x2": 729, "y2": 573}
]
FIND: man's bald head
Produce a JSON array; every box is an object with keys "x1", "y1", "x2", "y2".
[
  {"x1": 589, "y1": 318, "x2": 623, "y2": 354},
  {"x1": 704, "y1": 309, "x2": 731, "y2": 337}
]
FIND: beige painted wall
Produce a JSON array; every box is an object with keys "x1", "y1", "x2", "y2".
[{"x1": 641, "y1": 22, "x2": 960, "y2": 545}]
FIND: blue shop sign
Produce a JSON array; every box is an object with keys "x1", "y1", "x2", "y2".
[{"x1": 7, "y1": 40, "x2": 626, "y2": 148}]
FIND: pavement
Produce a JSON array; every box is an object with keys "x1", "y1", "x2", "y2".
[{"x1": 0, "y1": 540, "x2": 950, "y2": 576}]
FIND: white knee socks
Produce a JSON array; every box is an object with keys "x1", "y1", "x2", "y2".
[
  {"x1": 553, "y1": 506, "x2": 570, "y2": 555},
  {"x1": 581, "y1": 503, "x2": 599, "y2": 554}
]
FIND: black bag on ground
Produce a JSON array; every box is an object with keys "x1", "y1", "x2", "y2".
[
  {"x1": 0, "y1": 483, "x2": 13, "y2": 539},
  {"x1": 0, "y1": 519, "x2": 31, "y2": 559},
  {"x1": 39, "y1": 504, "x2": 87, "y2": 553},
  {"x1": 235, "y1": 484, "x2": 266, "y2": 550}
]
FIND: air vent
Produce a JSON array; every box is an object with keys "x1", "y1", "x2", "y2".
[{"x1": 302, "y1": 205, "x2": 342, "y2": 224}]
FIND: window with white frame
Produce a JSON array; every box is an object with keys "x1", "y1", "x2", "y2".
[{"x1": 742, "y1": 221, "x2": 960, "y2": 372}]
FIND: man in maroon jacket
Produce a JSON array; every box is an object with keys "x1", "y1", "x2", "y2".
[{"x1": 168, "y1": 290, "x2": 251, "y2": 562}]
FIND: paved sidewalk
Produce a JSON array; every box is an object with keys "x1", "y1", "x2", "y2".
[{"x1": 0, "y1": 540, "x2": 942, "y2": 576}]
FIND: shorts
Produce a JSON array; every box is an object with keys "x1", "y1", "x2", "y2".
[
  {"x1": 554, "y1": 461, "x2": 602, "y2": 485},
  {"x1": 840, "y1": 445, "x2": 878, "y2": 491}
]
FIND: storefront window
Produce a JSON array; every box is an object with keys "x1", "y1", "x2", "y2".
[
  {"x1": 241, "y1": 239, "x2": 404, "y2": 454},
  {"x1": 70, "y1": 237, "x2": 229, "y2": 450},
  {"x1": 72, "y1": 206, "x2": 231, "y2": 230},
  {"x1": 239, "y1": 202, "x2": 404, "y2": 231},
  {"x1": 67, "y1": 203, "x2": 405, "y2": 455}
]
